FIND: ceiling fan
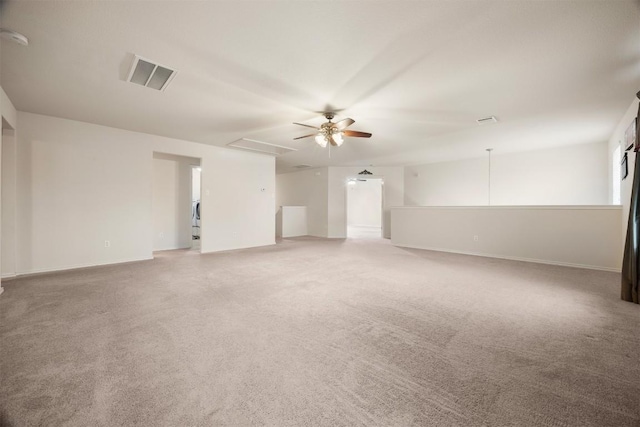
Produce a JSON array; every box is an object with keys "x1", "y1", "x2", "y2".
[{"x1": 293, "y1": 113, "x2": 372, "y2": 147}]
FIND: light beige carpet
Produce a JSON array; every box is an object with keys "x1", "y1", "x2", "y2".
[{"x1": 1, "y1": 237, "x2": 639, "y2": 426}]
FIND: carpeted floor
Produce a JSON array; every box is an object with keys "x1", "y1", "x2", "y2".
[
  {"x1": 347, "y1": 225, "x2": 382, "y2": 239},
  {"x1": 1, "y1": 237, "x2": 639, "y2": 426}
]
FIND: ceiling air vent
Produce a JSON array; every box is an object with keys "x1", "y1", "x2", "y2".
[
  {"x1": 126, "y1": 55, "x2": 177, "y2": 91},
  {"x1": 227, "y1": 138, "x2": 297, "y2": 156},
  {"x1": 294, "y1": 164, "x2": 312, "y2": 169},
  {"x1": 476, "y1": 116, "x2": 498, "y2": 125}
]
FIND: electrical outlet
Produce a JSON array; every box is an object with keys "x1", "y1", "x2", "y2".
[
  {"x1": 104, "y1": 240, "x2": 111, "y2": 248},
  {"x1": 473, "y1": 235, "x2": 479, "y2": 242}
]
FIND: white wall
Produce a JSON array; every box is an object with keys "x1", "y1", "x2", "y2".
[
  {"x1": 392, "y1": 206, "x2": 623, "y2": 271},
  {"x1": 405, "y1": 142, "x2": 608, "y2": 206},
  {"x1": 0, "y1": 86, "x2": 17, "y2": 294},
  {"x1": 2, "y1": 128, "x2": 17, "y2": 277},
  {"x1": 328, "y1": 167, "x2": 404, "y2": 238},
  {"x1": 277, "y1": 206, "x2": 308, "y2": 238},
  {"x1": 277, "y1": 166, "x2": 403, "y2": 238},
  {"x1": 15, "y1": 112, "x2": 275, "y2": 275},
  {"x1": 152, "y1": 153, "x2": 198, "y2": 251},
  {"x1": 608, "y1": 98, "x2": 639, "y2": 247},
  {"x1": 405, "y1": 158, "x2": 487, "y2": 206},
  {"x1": 276, "y1": 168, "x2": 328, "y2": 237},
  {"x1": 192, "y1": 167, "x2": 201, "y2": 202},
  {"x1": 1, "y1": 87, "x2": 17, "y2": 130},
  {"x1": 347, "y1": 179, "x2": 382, "y2": 227}
]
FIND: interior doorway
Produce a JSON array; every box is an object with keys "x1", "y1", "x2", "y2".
[
  {"x1": 346, "y1": 178, "x2": 383, "y2": 239},
  {"x1": 152, "y1": 152, "x2": 201, "y2": 253},
  {"x1": 191, "y1": 166, "x2": 202, "y2": 250}
]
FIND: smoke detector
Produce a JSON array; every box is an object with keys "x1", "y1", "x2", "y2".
[
  {"x1": 126, "y1": 55, "x2": 177, "y2": 91},
  {"x1": 0, "y1": 29, "x2": 28, "y2": 46}
]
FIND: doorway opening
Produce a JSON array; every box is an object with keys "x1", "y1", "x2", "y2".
[
  {"x1": 346, "y1": 177, "x2": 383, "y2": 239},
  {"x1": 191, "y1": 165, "x2": 202, "y2": 250},
  {"x1": 152, "y1": 152, "x2": 201, "y2": 254}
]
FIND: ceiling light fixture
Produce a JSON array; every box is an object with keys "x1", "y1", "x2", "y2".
[
  {"x1": 293, "y1": 112, "x2": 371, "y2": 148},
  {"x1": 0, "y1": 29, "x2": 29, "y2": 46},
  {"x1": 332, "y1": 131, "x2": 344, "y2": 146},
  {"x1": 315, "y1": 125, "x2": 343, "y2": 147},
  {"x1": 315, "y1": 134, "x2": 328, "y2": 148}
]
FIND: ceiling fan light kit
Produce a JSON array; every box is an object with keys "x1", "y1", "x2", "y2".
[
  {"x1": 294, "y1": 112, "x2": 371, "y2": 148},
  {"x1": 317, "y1": 123, "x2": 344, "y2": 147},
  {"x1": 314, "y1": 134, "x2": 328, "y2": 148}
]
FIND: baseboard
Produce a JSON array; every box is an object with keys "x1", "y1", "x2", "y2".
[
  {"x1": 1, "y1": 273, "x2": 17, "y2": 280},
  {"x1": 14, "y1": 256, "x2": 154, "y2": 278},
  {"x1": 152, "y1": 245, "x2": 192, "y2": 252},
  {"x1": 200, "y1": 240, "x2": 276, "y2": 254},
  {"x1": 392, "y1": 243, "x2": 621, "y2": 272}
]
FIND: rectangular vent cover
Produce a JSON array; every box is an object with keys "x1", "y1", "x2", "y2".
[
  {"x1": 127, "y1": 55, "x2": 177, "y2": 91},
  {"x1": 476, "y1": 116, "x2": 498, "y2": 125},
  {"x1": 227, "y1": 138, "x2": 297, "y2": 156},
  {"x1": 294, "y1": 164, "x2": 312, "y2": 169}
]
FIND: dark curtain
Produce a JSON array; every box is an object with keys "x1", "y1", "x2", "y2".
[{"x1": 621, "y1": 94, "x2": 640, "y2": 303}]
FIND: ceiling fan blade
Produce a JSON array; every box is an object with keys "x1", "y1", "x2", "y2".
[
  {"x1": 343, "y1": 130, "x2": 372, "y2": 138},
  {"x1": 293, "y1": 133, "x2": 316, "y2": 140},
  {"x1": 333, "y1": 118, "x2": 355, "y2": 130},
  {"x1": 293, "y1": 122, "x2": 319, "y2": 130},
  {"x1": 328, "y1": 135, "x2": 338, "y2": 146}
]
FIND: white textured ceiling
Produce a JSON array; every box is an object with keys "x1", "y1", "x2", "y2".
[{"x1": 1, "y1": 1, "x2": 639, "y2": 172}]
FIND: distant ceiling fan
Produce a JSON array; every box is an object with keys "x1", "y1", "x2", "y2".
[{"x1": 293, "y1": 113, "x2": 372, "y2": 147}]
